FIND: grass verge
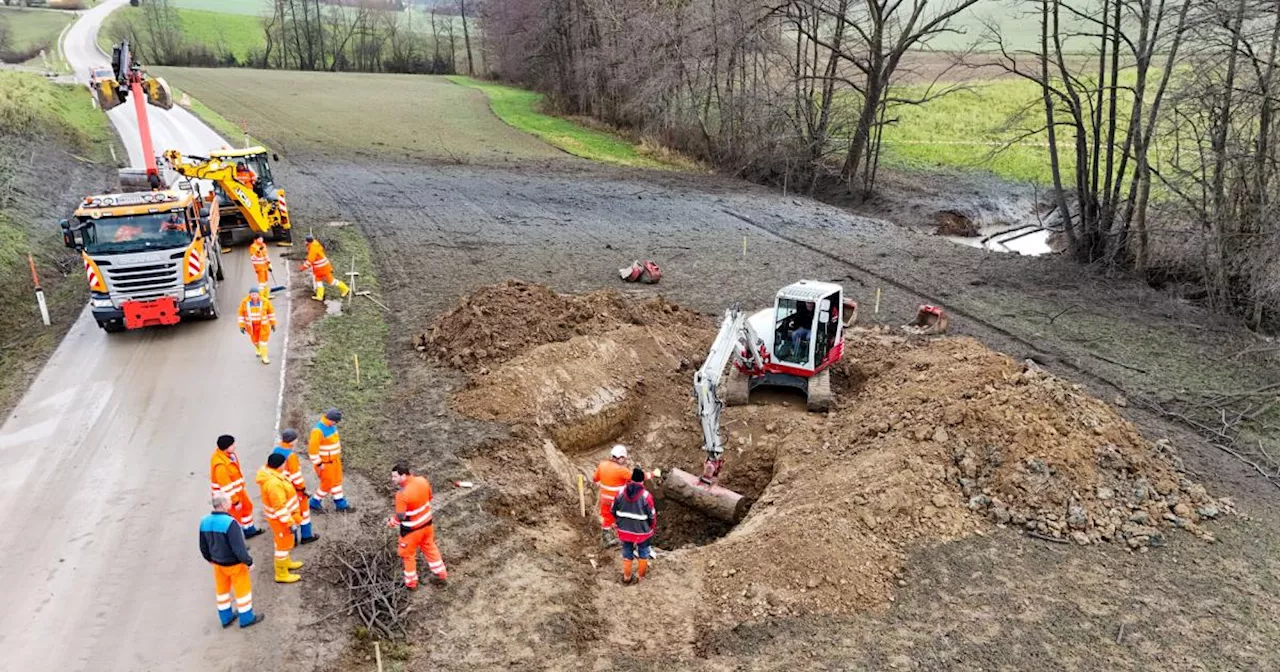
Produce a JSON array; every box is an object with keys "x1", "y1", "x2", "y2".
[
  {"x1": 0, "y1": 6, "x2": 74, "y2": 57},
  {"x1": 447, "y1": 75, "x2": 695, "y2": 171},
  {"x1": 294, "y1": 225, "x2": 393, "y2": 476}
]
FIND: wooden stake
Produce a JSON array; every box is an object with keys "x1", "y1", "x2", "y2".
[
  {"x1": 874, "y1": 288, "x2": 882, "y2": 314},
  {"x1": 742, "y1": 235, "x2": 747, "y2": 258},
  {"x1": 374, "y1": 641, "x2": 383, "y2": 672},
  {"x1": 354, "y1": 353, "x2": 361, "y2": 387},
  {"x1": 28, "y1": 254, "x2": 49, "y2": 326},
  {"x1": 578, "y1": 474, "x2": 585, "y2": 517}
]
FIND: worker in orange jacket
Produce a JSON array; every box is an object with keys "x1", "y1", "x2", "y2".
[
  {"x1": 256, "y1": 452, "x2": 303, "y2": 584},
  {"x1": 308, "y1": 408, "x2": 354, "y2": 513},
  {"x1": 235, "y1": 162, "x2": 257, "y2": 190},
  {"x1": 593, "y1": 444, "x2": 633, "y2": 546},
  {"x1": 211, "y1": 434, "x2": 262, "y2": 539},
  {"x1": 298, "y1": 235, "x2": 349, "y2": 302},
  {"x1": 270, "y1": 428, "x2": 319, "y2": 544},
  {"x1": 237, "y1": 287, "x2": 276, "y2": 365},
  {"x1": 248, "y1": 235, "x2": 271, "y2": 295},
  {"x1": 388, "y1": 464, "x2": 447, "y2": 589}
]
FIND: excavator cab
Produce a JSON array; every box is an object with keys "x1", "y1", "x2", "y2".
[{"x1": 210, "y1": 147, "x2": 277, "y2": 199}]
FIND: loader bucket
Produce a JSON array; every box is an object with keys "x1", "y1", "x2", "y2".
[
  {"x1": 146, "y1": 77, "x2": 174, "y2": 110},
  {"x1": 904, "y1": 304, "x2": 949, "y2": 335},
  {"x1": 663, "y1": 467, "x2": 747, "y2": 522},
  {"x1": 96, "y1": 83, "x2": 123, "y2": 111}
]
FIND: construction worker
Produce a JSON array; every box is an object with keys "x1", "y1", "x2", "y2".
[
  {"x1": 298, "y1": 234, "x2": 349, "y2": 302},
  {"x1": 271, "y1": 428, "x2": 319, "y2": 544},
  {"x1": 237, "y1": 287, "x2": 276, "y2": 365},
  {"x1": 611, "y1": 468, "x2": 657, "y2": 584},
  {"x1": 308, "y1": 408, "x2": 354, "y2": 513},
  {"x1": 388, "y1": 464, "x2": 447, "y2": 589},
  {"x1": 592, "y1": 444, "x2": 632, "y2": 546},
  {"x1": 248, "y1": 235, "x2": 271, "y2": 295},
  {"x1": 235, "y1": 161, "x2": 257, "y2": 190},
  {"x1": 199, "y1": 493, "x2": 262, "y2": 628},
  {"x1": 256, "y1": 452, "x2": 303, "y2": 584},
  {"x1": 211, "y1": 434, "x2": 262, "y2": 539}
]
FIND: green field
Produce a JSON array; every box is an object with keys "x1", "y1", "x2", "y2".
[
  {"x1": 447, "y1": 76, "x2": 691, "y2": 170},
  {"x1": 171, "y1": 0, "x2": 270, "y2": 15},
  {"x1": 102, "y1": 7, "x2": 265, "y2": 62},
  {"x1": 0, "y1": 7, "x2": 74, "y2": 60}
]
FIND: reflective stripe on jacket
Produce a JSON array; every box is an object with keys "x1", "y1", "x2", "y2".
[
  {"x1": 237, "y1": 296, "x2": 276, "y2": 329},
  {"x1": 256, "y1": 466, "x2": 300, "y2": 525},
  {"x1": 395, "y1": 475, "x2": 434, "y2": 533},
  {"x1": 592, "y1": 460, "x2": 630, "y2": 505},
  {"x1": 271, "y1": 444, "x2": 306, "y2": 490},
  {"x1": 248, "y1": 241, "x2": 269, "y2": 267},
  {"x1": 610, "y1": 483, "x2": 656, "y2": 543}
]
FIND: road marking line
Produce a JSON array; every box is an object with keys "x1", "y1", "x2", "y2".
[{"x1": 274, "y1": 252, "x2": 292, "y2": 436}]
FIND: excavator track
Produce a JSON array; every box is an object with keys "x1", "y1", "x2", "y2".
[{"x1": 806, "y1": 369, "x2": 832, "y2": 412}]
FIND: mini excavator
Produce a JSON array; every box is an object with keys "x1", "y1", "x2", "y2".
[{"x1": 665, "y1": 281, "x2": 858, "y2": 522}]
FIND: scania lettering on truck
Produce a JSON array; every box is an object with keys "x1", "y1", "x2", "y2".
[{"x1": 61, "y1": 188, "x2": 224, "y2": 333}]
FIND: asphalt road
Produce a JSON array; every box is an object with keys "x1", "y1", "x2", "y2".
[{"x1": 0, "y1": 1, "x2": 290, "y2": 669}]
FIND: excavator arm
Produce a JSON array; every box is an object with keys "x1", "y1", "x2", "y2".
[{"x1": 164, "y1": 150, "x2": 286, "y2": 238}]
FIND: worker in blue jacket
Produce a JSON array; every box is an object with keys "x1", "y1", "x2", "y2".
[{"x1": 199, "y1": 493, "x2": 263, "y2": 629}]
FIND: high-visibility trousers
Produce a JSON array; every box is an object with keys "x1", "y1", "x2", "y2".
[
  {"x1": 245, "y1": 322, "x2": 270, "y2": 347},
  {"x1": 230, "y1": 491, "x2": 254, "y2": 530},
  {"x1": 212, "y1": 563, "x2": 254, "y2": 627},
  {"x1": 312, "y1": 266, "x2": 336, "y2": 287},
  {"x1": 253, "y1": 263, "x2": 270, "y2": 285},
  {"x1": 268, "y1": 518, "x2": 295, "y2": 560},
  {"x1": 598, "y1": 497, "x2": 617, "y2": 530},
  {"x1": 398, "y1": 524, "x2": 446, "y2": 586},
  {"x1": 315, "y1": 457, "x2": 345, "y2": 500},
  {"x1": 296, "y1": 489, "x2": 311, "y2": 527}
]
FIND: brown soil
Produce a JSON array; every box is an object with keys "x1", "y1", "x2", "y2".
[
  {"x1": 935, "y1": 210, "x2": 980, "y2": 237},
  {"x1": 430, "y1": 282, "x2": 1230, "y2": 658}
]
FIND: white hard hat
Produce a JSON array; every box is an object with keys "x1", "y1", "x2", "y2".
[{"x1": 610, "y1": 445, "x2": 628, "y2": 459}]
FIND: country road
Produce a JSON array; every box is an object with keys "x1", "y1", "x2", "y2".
[{"x1": 0, "y1": 1, "x2": 291, "y2": 670}]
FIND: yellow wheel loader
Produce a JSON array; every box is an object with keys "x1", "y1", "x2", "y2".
[{"x1": 164, "y1": 148, "x2": 293, "y2": 248}]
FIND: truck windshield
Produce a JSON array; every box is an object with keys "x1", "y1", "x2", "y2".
[{"x1": 80, "y1": 211, "x2": 192, "y2": 255}]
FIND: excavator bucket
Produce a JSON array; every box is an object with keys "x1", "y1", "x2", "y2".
[
  {"x1": 96, "y1": 82, "x2": 124, "y2": 111},
  {"x1": 904, "y1": 304, "x2": 949, "y2": 335},
  {"x1": 144, "y1": 77, "x2": 174, "y2": 111},
  {"x1": 663, "y1": 468, "x2": 748, "y2": 522}
]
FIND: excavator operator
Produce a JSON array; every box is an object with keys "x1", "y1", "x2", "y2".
[
  {"x1": 235, "y1": 161, "x2": 258, "y2": 191},
  {"x1": 781, "y1": 301, "x2": 815, "y2": 359}
]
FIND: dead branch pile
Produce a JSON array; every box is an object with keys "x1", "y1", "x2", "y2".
[{"x1": 315, "y1": 524, "x2": 412, "y2": 640}]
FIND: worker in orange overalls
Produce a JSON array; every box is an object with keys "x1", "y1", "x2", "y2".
[
  {"x1": 388, "y1": 464, "x2": 447, "y2": 589},
  {"x1": 271, "y1": 428, "x2": 319, "y2": 545},
  {"x1": 308, "y1": 408, "x2": 354, "y2": 513},
  {"x1": 593, "y1": 444, "x2": 633, "y2": 547},
  {"x1": 298, "y1": 234, "x2": 350, "y2": 302},
  {"x1": 237, "y1": 287, "x2": 276, "y2": 365},
  {"x1": 235, "y1": 162, "x2": 257, "y2": 190},
  {"x1": 256, "y1": 452, "x2": 303, "y2": 584},
  {"x1": 199, "y1": 493, "x2": 261, "y2": 629},
  {"x1": 248, "y1": 235, "x2": 271, "y2": 295},
  {"x1": 211, "y1": 434, "x2": 262, "y2": 539}
]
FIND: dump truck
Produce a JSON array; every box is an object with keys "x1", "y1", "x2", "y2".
[{"x1": 165, "y1": 147, "x2": 293, "y2": 247}]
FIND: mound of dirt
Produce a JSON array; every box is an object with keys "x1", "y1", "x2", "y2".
[
  {"x1": 425, "y1": 283, "x2": 1229, "y2": 638},
  {"x1": 413, "y1": 280, "x2": 705, "y2": 373},
  {"x1": 934, "y1": 210, "x2": 980, "y2": 237}
]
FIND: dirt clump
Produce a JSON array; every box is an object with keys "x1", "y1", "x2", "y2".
[
  {"x1": 934, "y1": 210, "x2": 980, "y2": 237},
  {"x1": 414, "y1": 280, "x2": 705, "y2": 373}
]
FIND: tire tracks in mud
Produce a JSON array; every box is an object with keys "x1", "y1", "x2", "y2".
[{"x1": 721, "y1": 209, "x2": 1134, "y2": 398}]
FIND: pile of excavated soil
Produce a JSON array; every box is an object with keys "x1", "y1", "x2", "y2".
[
  {"x1": 414, "y1": 280, "x2": 705, "y2": 373},
  {"x1": 424, "y1": 283, "x2": 1230, "y2": 633}
]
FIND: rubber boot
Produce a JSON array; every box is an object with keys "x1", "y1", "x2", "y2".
[
  {"x1": 313, "y1": 284, "x2": 325, "y2": 302},
  {"x1": 335, "y1": 498, "x2": 354, "y2": 513},
  {"x1": 337, "y1": 280, "x2": 351, "y2": 298},
  {"x1": 299, "y1": 522, "x2": 319, "y2": 544},
  {"x1": 621, "y1": 559, "x2": 634, "y2": 585},
  {"x1": 638, "y1": 559, "x2": 649, "y2": 581},
  {"x1": 274, "y1": 557, "x2": 301, "y2": 583},
  {"x1": 286, "y1": 554, "x2": 304, "y2": 570},
  {"x1": 309, "y1": 496, "x2": 324, "y2": 513},
  {"x1": 258, "y1": 344, "x2": 270, "y2": 365},
  {"x1": 240, "y1": 612, "x2": 263, "y2": 629}
]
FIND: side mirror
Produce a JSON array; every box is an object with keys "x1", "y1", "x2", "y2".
[{"x1": 60, "y1": 220, "x2": 76, "y2": 249}]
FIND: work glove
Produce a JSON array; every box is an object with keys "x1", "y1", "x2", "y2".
[{"x1": 271, "y1": 325, "x2": 277, "y2": 333}]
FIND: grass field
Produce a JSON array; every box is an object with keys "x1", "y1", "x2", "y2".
[
  {"x1": 171, "y1": 0, "x2": 270, "y2": 15},
  {"x1": 102, "y1": 7, "x2": 265, "y2": 62},
  {"x1": 157, "y1": 67, "x2": 566, "y2": 162},
  {"x1": 0, "y1": 7, "x2": 73, "y2": 60},
  {"x1": 447, "y1": 76, "x2": 691, "y2": 170}
]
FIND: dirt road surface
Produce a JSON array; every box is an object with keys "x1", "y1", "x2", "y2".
[{"x1": 0, "y1": 5, "x2": 297, "y2": 671}]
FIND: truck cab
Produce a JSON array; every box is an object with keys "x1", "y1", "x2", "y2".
[{"x1": 62, "y1": 188, "x2": 224, "y2": 333}]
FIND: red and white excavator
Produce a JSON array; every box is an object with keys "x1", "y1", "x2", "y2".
[{"x1": 665, "y1": 281, "x2": 857, "y2": 521}]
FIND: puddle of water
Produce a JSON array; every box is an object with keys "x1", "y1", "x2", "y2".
[{"x1": 944, "y1": 225, "x2": 1053, "y2": 256}]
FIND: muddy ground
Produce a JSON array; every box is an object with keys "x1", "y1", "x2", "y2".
[
  {"x1": 166, "y1": 69, "x2": 1280, "y2": 670},
  {"x1": 263, "y1": 153, "x2": 1280, "y2": 670}
]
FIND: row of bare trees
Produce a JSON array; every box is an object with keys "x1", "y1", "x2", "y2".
[
  {"x1": 113, "y1": 0, "x2": 477, "y2": 75},
  {"x1": 481, "y1": 0, "x2": 1278, "y2": 329}
]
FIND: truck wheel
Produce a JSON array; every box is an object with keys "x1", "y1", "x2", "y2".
[
  {"x1": 213, "y1": 248, "x2": 225, "y2": 281},
  {"x1": 204, "y1": 276, "x2": 220, "y2": 320},
  {"x1": 98, "y1": 319, "x2": 125, "y2": 334}
]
